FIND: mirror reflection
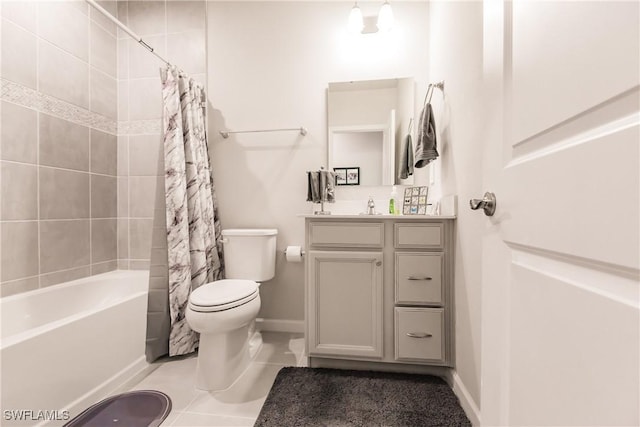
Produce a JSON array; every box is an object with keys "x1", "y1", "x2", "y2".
[{"x1": 327, "y1": 77, "x2": 415, "y2": 186}]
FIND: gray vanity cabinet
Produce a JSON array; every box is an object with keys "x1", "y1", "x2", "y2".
[{"x1": 305, "y1": 216, "x2": 455, "y2": 371}]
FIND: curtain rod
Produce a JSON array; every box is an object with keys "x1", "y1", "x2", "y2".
[{"x1": 85, "y1": 0, "x2": 175, "y2": 70}]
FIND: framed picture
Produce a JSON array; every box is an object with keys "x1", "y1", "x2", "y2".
[
  {"x1": 346, "y1": 167, "x2": 360, "y2": 185},
  {"x1": 334, "y1": 167, "x2": 360, "y2": 186},
  {"x1": 334, "y1": 168, "x2": 347, "y2": 185},
  {"x1": 402, "y1": 186, "x2": 429, "y2": 215}
]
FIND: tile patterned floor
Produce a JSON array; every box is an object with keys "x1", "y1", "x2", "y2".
[{"x1": 127, "y1": 332, "x2": 306, "y2": 426}]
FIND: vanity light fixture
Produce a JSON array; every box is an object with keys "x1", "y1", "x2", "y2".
[
  {"x1": 348, "y1": 1, "x2": 394, "y2": 34},
  {"x1": 348, "y1": 2, "x2": 365, "y2": 34},
  {"x1": 376, "y1": 1, "x2": 394, "y2": 32}
]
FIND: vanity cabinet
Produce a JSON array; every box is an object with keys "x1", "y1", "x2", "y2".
[{"x1": 305, "y1": 215, "x2": 455, "y2": 370}]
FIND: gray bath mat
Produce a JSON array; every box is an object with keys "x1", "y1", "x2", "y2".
[
  {"x1": 64, "y1": 390, "x2": 171, "y2": 427},
  {"x1": 255, "y1": 367, "x2": 471, "y2": 426}
]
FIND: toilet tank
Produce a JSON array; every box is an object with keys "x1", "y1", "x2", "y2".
[{"x1": 221, "y1": 229, "x2": 278, "y2": 282}]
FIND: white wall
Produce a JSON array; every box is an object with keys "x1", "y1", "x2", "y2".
[
  {"x1": 429, "y1": 0, "x2": 484, "y2": 417},
  {"x1": 206, "y1": 1, "x2": 430, "y2": 322}
]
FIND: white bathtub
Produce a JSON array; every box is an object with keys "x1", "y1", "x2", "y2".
[{"x1": 1, "y1": 270, "x2": 150, "y2": 426}]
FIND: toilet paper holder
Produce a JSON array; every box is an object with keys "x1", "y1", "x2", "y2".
[
  {"x1": 283, "y1": 247, "x2": 306, "y2": 256},
  {"x1": 284, "y1": 246, "x2": 305, "y2": 263}
]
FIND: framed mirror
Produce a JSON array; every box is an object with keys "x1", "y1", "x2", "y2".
[{"x1": 327, "y1": 77, "x2": 415, "y2": 186}]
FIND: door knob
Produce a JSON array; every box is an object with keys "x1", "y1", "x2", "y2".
[{"x1": 470, "y1": 192, "x2": 496, "y2": 216}]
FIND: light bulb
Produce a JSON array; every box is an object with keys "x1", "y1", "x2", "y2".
[
  {"x1": 377, "y1": 1, "x2": 394, "y2": 32},
  {"x1": 348, "y1": 2, "x2": 364, "y2": 34}
]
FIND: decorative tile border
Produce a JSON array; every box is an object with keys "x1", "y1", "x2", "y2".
[
  {"x1": 1, "y1": 79, "x2": 166, "y2": 137},
  {"x1": 1, "y1": 79, "x2": 118, "y2": 135}
]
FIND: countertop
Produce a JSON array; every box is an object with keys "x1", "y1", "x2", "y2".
[{"x1": 298, "y1": 214, "x2": 456, "y2": 220}]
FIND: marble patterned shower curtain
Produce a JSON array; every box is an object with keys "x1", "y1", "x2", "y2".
[{"x1": 160, "y1": 66, "x2": 224, "y2": 357}]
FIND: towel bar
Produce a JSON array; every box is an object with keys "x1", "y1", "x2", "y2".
[
  {"x1": 219, "y1": 127, "x2": 307, "y2": 139},
  {"x1": 424, "y1": 81, "x2": 445, "y2": 104}
]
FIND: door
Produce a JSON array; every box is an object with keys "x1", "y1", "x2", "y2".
[
  {"x1": 307, "y1": 251, "x2": 383, "y2": 359},
  {"x1": 480, "y1": 1, "x2": 639, "y2": 426}
]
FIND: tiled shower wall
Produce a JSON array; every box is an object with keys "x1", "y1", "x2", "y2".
[
  {"x1": 1, "y1": 1, "x2": 119, "y2": 296},
  {"x1": 116, "y1": 1, "x2": 207, "y2": 275},
  {"x1": 0, "y1": 1, "x2": 207, "y2": 297}
]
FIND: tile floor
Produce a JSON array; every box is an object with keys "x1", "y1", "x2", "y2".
[{"x1": 126, "y1": 332, "x2": 306, "y2": 426}]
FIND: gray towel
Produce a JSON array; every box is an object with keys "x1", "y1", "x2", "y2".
[
  {"x1": 414, "y1": 103, "x2": 438, "y2": 168},
  {"x1": 307, "y1": 171, "x2": 336, "y2": 203},
  {"x1": 398, "y1": 133, "x2": 414, "y2": 179},
  {"x1": 307, "y1": 172, "x2": 320, "y2": 202},
  {"x1": 320, "y1": 170, "x2": 336, "y2": 202}
]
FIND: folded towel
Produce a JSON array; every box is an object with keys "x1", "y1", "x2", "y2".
[
  {"x1": 414, "y1": 103, "x2": 439, "y2": 168},
  {"x1": 398, "y1": 133, "x2": 414, "y2": 179}
]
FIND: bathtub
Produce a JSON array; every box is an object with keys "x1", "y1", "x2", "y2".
[{"x1": 1, "y1": 270, "x2": 150, "y2": 426}]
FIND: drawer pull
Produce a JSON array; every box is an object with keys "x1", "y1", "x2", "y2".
[
  {"x1": 406, "y1": 332, "x2": 433, "y2": 338},
  {"x1": 407, "y1": 276, "x2": 433, "y2": 281}
]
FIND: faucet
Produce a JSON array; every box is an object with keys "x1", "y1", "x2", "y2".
[{"x1": 367, "y1": 196, "x2": 376, "y2": 215}]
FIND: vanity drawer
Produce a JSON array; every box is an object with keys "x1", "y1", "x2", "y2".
[
  {"x1": 395, "y1": 307, "x2": 444, "y2": 362},
  {"x1": 308, "y1": 222, "x2": 384, "y2": 248},
  {"x1": 394, "y1": 223, "x2": 443, "y2": 249},
  {"x1": 395, "y1": 253, "x2": 443, "y2": 305}
]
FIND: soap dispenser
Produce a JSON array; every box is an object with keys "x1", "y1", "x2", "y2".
[{"x1": 389, "y1": 186, "x2": 398, "y2": 215}]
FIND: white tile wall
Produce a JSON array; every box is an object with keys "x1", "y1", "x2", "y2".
[
  {"x1": 0, "y1": 1, "x2": 119, "y2": 296},
  {"x1": 1, "y1": 19, "x2": 37, "y2": 89},
  {"x1": 38, "y1": 1, "x2": 89, "y2": 62},
  {"x1": 117, "y1": 0, "x2": 207, "y2": 269}
]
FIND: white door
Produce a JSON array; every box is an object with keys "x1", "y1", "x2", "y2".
[{"x1": 480, "y1": 1, "x2": 639, "y2": 426}]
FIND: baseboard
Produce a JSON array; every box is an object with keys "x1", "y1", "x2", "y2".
[
  {"x1": 256, "y1": 317, "x2": 304, "y2": 333},
  {"x1": 310, "y1": 357, "x2": 452, "y2": 377},
  {"x1": 449, "y1": 370, "x2": 482, "y2": 427}
]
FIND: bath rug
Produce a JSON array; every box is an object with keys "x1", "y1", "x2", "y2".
[
  {"x1": 255, "y1": 367, "x2": 470, "y2": 427},
  {"x1": 64, "y1": 390, "x2": 171, "y2": 427}
]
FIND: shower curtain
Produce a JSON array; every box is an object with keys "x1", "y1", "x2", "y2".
[{"x1": 150, "y1": 66, "x2": 224, "y2": 358}]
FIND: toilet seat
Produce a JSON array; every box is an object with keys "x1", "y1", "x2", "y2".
[{"x1": 189, "y1": 279, "x2": 259, "y2": 313}]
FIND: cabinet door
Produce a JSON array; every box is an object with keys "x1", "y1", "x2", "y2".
[{"x1": 308, "y1": 251, "x2": 383, "y2": 359}]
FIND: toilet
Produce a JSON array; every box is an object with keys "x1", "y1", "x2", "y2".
[{"x1": 186, "y1": 228, "x2": 277, "y2": 391}]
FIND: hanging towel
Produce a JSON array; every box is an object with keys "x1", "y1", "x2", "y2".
[
  {"x1": 414, "y1": 103, "x2": 439, "y2": 168},
  {"x1": 320, "y1": 170, "x2": 336, "y2": 202},
  {"x1": 307, "y1": 171, "x2": 321, "y2": 202},
  {"x1": 398, "y1": 133, "x2": 414, "y2": 179},
  {"x1": 307, "y1": 170, "x2": 336, "y2": 203}
]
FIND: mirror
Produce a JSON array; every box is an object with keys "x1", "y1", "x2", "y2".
[{"x1": 327, "y1": 77, "x2": 415, "y2": 186}]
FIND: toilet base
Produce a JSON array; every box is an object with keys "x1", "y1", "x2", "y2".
[
  {"x1": 194, "y1": 324, "x2": 262, "y2": 391},
  {"x1": 249, "y1": 325, "x2": 263, "y2": 360}
]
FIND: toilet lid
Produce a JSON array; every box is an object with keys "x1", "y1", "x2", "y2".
[{"x1": 189, "y1": 279, "x2": 258, "y2": 308}]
